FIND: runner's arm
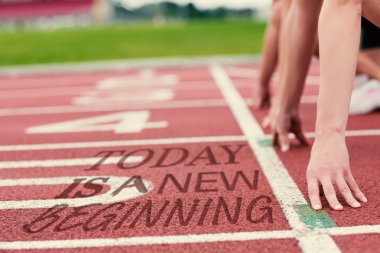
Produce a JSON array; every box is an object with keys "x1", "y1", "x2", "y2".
[{"x1": 307, "y1": 0, "x2": 367, "y2": 210}]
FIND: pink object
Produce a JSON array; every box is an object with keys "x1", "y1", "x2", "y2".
[
  {"x1": 350, "y1": 79, "x2": 380, "y2": 115},
  {"x1": 0, "y1": 0, "x2": 93, "y2": 19}
]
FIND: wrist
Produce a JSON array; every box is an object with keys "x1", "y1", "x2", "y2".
[
  {"x1": 275, "y1": 93, "x2": 300, "y2": 115},
  {"x1": 272, "y1": 97, "x2": 298, "y2": 115},
  {"x1": 315, "y1": 117, "x2": 346, "y2": 140},
  {"x1": 315, "y1": 127, "x2": 345, "y2": 141}
]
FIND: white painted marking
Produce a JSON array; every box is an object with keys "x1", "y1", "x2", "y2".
[
  {"x1": 246, "y1": 96, "x2": 317, "y2": 106},
  {"x1": 0, "y1": 136, "x2": 246, "y2": 152},
  {"x1": 0, "y1": 176, "x2": 153, "y2": 209},
  {"x1": 0, "y1": 99, "x2": 228, "y2": 116},
  {"x1": 138, "y1": 68, "x2": 155, "y2": 77},
  {"x1": 0, "y1": 156, "x2": 141, "y2": 169},
  {"x1": 326, "y1": 225, "x2": 380, "y2": 236},
  {"x1": 0, "y1": 80, "x2": 216, "y2": 100},
  {"x1": 27, "y1": 111, "x2": 167, "y2": 134},
  {"x1": 0, "y1": 230, "x2": 295, "y2": 250},
  {"x1": 73, "y1": 89, "x2": 175, "y2": 105},
  {"x1": 225, "y1": 66, "x2": 259, "y2": 78},
  {"x1": 332, "y1": 129, "x2": 380, "y2": 138},
  {"x1": 0, "y1": 86, "x2": 91, "y2": 99},
  {"x1": 210, "y1": 64, "x2": 340, "y2": 253},
  {"x1": 225, "y1": 66, "x2": 320, "y2": 85},
  {"x1": 262, "y1": 129, "x2": 380, "y2": 140},
  {"x1": 1, "y1": 225, "x2": 380, "y2": 250},
  {"x1": 0, "y1": 54, "x2": 257, "y2": 76},
  {"x1": 0, "y1": 96, "x2": 318, "y2": 117},
  {"x1": 73, "y1": 72, "x2": 177, "y2": 105},
  {"x1": 96, "y1": 75, "x2": 178, "y2": 89}
]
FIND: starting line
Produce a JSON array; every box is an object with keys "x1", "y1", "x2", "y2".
[
  {"x1": 0, "y1": 136, "x2": 247, "y2": 152},
  {"x1": 1, "y1": 128, "x2": 380, "y2": 152},
  {"x1": 0, "y1": 97, "x2": 320, "y2": 117},
  {"x1": 0, "y1": 225, "x2": 379, "y2": 250},
  {"x1": 0, "y1": 156, "x2": 142, "y2": 169}
]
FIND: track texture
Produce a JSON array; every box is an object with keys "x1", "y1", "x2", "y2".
[{"x1": 0, "y1": 62, "x2": 379, "y2": 252}]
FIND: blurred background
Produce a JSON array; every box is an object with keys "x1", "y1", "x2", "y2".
[{"x1": 0, "y1": 0, "x2": 270, "y2": 66}]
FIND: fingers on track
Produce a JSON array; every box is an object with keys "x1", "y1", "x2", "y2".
[
  {"x1": 308, "y1": 177, "x2": 322, "y2": 210},
  {"x1": 336, "y1": 176, "x2": 361, "y2": 208},
  {"x1": 320, "y1": 178, "x2": 343, "y2": 211}
]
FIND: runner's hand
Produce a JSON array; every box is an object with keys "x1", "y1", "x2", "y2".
[
  {"x1": 262, "y1": 108, "x2": 308, "y2": 152},
  {"x1": 307, "y1": 136, "x2": 367, "y2": 210}
]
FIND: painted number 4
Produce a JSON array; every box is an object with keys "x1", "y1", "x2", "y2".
[{"x1": 26, "y1": 111, "x2": 167, "y2": 134}]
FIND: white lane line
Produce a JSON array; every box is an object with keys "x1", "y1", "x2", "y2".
[
  {"x1": 0, "y1": 176, "x2": 153, "y2": 209},
  {"x1": 261, "y1": 129, "x2": 380, "y2": 140},
  {"x1": 0, "y1": 99, "x2": 229, "y2": 116},
  {"x1": 0, "y1": 55, "x2": 257, "y2": 77},
  {"x1": 0, "y1": 136, "x2": 247, "y2": 152},
  {"x1": 0, "y1": 230, "x2": 295, "y2": 250},
  {"x1": 0, "y1": 156, "x2": 141, "y2": 169},
  {"x1": 0, "y1": 86, "x2": 92, "y2": 99},
  {"x1": 225, "y1": 67, "x2": 259, "y2": 78},
  {"x1": 0, "y1": 79, "x2": 214, "y2": 94},
  {"x1": 0, "y1": 96, "x2": 319, "y2": 117},
  {"x1": 1, "y1": 225, "x2": 380, "y2": 250},
  {"x1": 326, "y1": 225, "x2": 380, "y2": 236},
  {"x1": 225, "y1": 66, "x2": 320, "y2": 85},
  {"x1": 210, "y1": 64, "x2": 340, "y2": 253},
  {"x1": 96, "y1": 79, "x2": 214, "y2": 90},
  {"x1": 329, "y1": 129, "x2": 380, "y2": 137}
]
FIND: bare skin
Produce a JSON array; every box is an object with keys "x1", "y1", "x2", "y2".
[
  {"x1": 257, "y1": 8, "x2": 380, "y2": 103},
  {"x1": 253, "y1": 0, "x2": 282, "y2": 109},
  {"x1": 256, "y1": 0, "x2": 380, "y2": 210},
  {"x1": 262, "y1": 0, "x2": 322, "y2": 152},
  {"x1": 308, "y1": 0, "x2": 380, "y2": 211},
  {"x1": 310, "y1": 0, "x2": 364, "y2": 210}
]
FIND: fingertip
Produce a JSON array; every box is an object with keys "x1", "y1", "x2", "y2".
[
  {"x1": 278, "y1": 133, "x2": 290, "y2": 152},
  {"x1": 353, "y1": 191, "x2": 367, "y2": 203},
  {"x1": 312, "y1": 204, "x2": 322, "y2": 210},
  {"x1": 281, "y1": 144, "x2": 289, "y2": 152},
  {"x1": 333, "y1": 204, "x2": 344, "y2": 211},
  {"x1": 357, "y1": 191, "x2": 367, "y2": 203}
]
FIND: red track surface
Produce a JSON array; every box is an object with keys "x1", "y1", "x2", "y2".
[{"x1": 0, "y1": 62, "x2": 379, "y2": 252}]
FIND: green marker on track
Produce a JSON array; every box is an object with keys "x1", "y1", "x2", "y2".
[
  {"x1": 257, "y1": 138, "x2": 273, "y2": 147},
  {"x1": 293, "y1": 204, "x2": 337, "y2": 229}
]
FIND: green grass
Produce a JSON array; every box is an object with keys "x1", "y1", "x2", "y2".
[{"x1": 0, "y1": 19, "x2": 266, "y2": 66}]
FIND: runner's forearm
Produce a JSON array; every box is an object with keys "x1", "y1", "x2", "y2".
[
  {"x1": 276, "y1": 0, "x2": 320, "y2": 114},
  {"x1": 316, "y1": 0, "x2": 361, "y2": 138}
]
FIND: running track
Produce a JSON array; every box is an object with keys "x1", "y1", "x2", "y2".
[{"x1": 0, "y1": 60, "x2": 379, "y2": 253}]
